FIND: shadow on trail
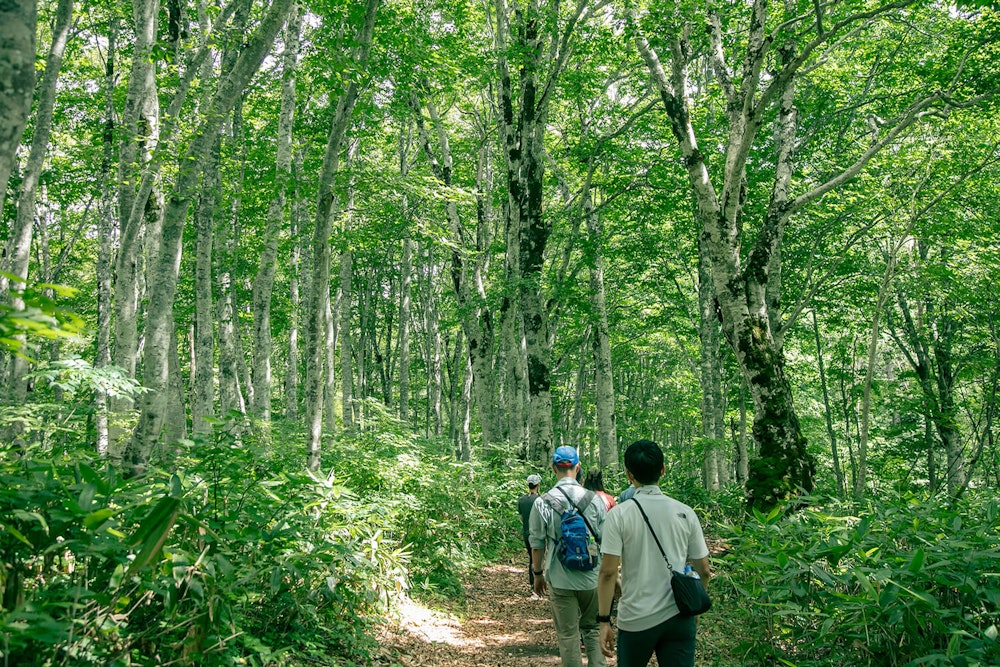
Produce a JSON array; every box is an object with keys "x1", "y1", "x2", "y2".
[{"x1": 377, "y1": 559, "x2": 572, "y2": 666}]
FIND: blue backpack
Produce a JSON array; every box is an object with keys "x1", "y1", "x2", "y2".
[{"x1": 544, "y1": 486, "x2": 600, "y2": 571}]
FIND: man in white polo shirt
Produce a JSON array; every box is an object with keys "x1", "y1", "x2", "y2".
[{"x1": 595, "y1": 440, "x2": 710, "y2": 667}]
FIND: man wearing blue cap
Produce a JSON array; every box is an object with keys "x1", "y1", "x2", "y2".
[{"x1": 528, "y1": 446, "x2": 607, "y2": 667}]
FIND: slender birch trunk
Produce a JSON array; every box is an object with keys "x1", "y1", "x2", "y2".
[
  {"x1": 113, "y1": 0, "x2": 159, "y2": 398},
  {"x1": 217, "y1": 112, "x2": 248, "y2": 417},
  {"x1": 813, "y1": 310, "x2": 844, "y2": 496},
  {"x1": 127, "y1": 0, "x2": 295, "y2": 470},
  {"x1": 570, "y1": 328, "x2": 590, "y2": 451},
  {"x1": 420, "y1": 247, "x2": 444, "y2": 437},
  {"x1": 304, "y1": 0, "x2": 380, "y2": 469},
  {"x1": 285, "y1": 150, "x2": 305, "y2": 418},
  {"x1": 583, "y1": 189, "x2": 618, "y2": 471},
  {"x1": 412, "y1": 93, "x2": 498, "y2": 445},
  {"x1": 339, "y1": 248, "x2": 354, "y2": 431},
  {"x1": 192, "y1": 137, "x2": 220, "y2": 433},
  {"x1": 251, "y1": 4, "x2": 300, "y2": 420},
  {"x1": 4, "y1": 0, "x2": 74, "y2": 396},
  {"x1": 398, "y1": 237, "x2": 413, "y2": 422},
  {"x1": 0, "y1": 0, "x2": 37, "y2": 216},
  {"x1": 460, "y1": 348, "x2": 473, "y2": 462},
  {"x1": 95, "y1": 21, "x2": 117, "y2": 456}
]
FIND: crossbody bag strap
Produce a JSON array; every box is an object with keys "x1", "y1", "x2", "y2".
[
  {"x1": 553, "y1": 485, "x2": 601, "y2": 545},
  {"x1": 631, "y1": 497, "x2": 674, "y2": 571}
]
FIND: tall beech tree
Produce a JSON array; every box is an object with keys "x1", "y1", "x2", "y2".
[
  {"x1": 0, "y1": 0, "x2": 37, "y2": 216},
  {"x1": 128, "y1": 0, "x2": 296, "y2": 471},
  {"x1": 628, "y1": 0, "x2": 987, "y2": 508},
  {"x1": 304, "y1": 0, "x2": 380, "y2": 470}
]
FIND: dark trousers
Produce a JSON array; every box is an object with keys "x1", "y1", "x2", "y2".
[
  {"x1": 617, "y1": 614, "x2": 696, "y2": 667},
  {"x1": 524, "y1": 538, "x2": 534, "y2": 587}
]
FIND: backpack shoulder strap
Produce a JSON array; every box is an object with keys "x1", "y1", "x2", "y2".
[
  {"x1": 553, "y1": 486, "x2": 601, "y2": 545},
  {"x1": 542, "y1": 491, "x2": 565, "y2": 515},
  {"x1": 631, "y1": 497, "x2": 673, "y2": 570}
]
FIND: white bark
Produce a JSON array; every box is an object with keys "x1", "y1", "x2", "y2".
[
  {"x1": 251, "y1": 4, "x2": 300, "y2": 420},
  {"x1": 413, "y1": 93, "x2": 499, "y2": 445},
  {"x1": 192, "y1": 137, "x2": 220, "y2": 433},
  {"x1": 0, "y1": 0, "x2": 37, "y2": 216},
  {"x1": 398, "y1": 237, "x2": 413, "y2": 422},
  {"x1": 128, "y1": 0, "x2": 295, "y2": 471},
  {"x1": 583, "y1": 189, "x2": 618, "y2": 471},
  {"x1": 285, "y1": 148, "x2": 305, "y2": 418},
  {"x1": 96, "y1": 22, "x2": 117, "y2": 457},
  {"x1": 4, "y1": 0, "x2": 74, "y2": 396},
  {"x1": 113, "y1": 0, "x2": 159, "y2": 397},
  {"x1": 304, "y1": 0, "x2": 379, "y2": 469},
  {"x1": 339, "y1": 248, "x2": 354, "y2": 431}
]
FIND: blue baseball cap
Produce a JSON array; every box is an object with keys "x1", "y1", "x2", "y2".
[{"x1": 552, "y1": 446, "x2": 580, "y2": 467}]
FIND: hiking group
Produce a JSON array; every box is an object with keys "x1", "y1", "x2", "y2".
[{"x1": 520, "y1": 440, "x2": 711, "y2": 667}]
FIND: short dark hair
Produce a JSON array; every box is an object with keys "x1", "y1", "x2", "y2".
[
  {"x1": 583, "y1": 468, "x2": 605, "y2": 492},
  {"x1": 624, "y1": 440, "x2": 664, "y2": 485}
]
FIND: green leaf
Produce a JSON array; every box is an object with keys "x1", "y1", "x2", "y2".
[
  {"x1": 169, "y1": 473, "x2": 183, "y2": 499},
  {"x1": 777, "y1": 551, "x2": 789, "y2": 568},
  {"x1": 83, "y1": 508, "x2": 115, "y2": 530},
  {"x1": 907, "y1": 547, "x2": 926, "y2": 573},
  {"x1": 1, "y1": 522, "x2": 34, "y2": 547},
  {"x1": 126, "y1": 498, "x2": 180, "y2": 577}
]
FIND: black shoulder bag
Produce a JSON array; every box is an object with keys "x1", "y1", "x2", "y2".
[{"x1": 632, "y1": 498, "x2": 712, "y2": 617}]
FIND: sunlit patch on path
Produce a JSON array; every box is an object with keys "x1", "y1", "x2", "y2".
[{"x1": 376, "y1": 557, "x2": 575, "y2": 666}]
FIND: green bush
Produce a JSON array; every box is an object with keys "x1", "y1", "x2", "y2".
[
  {"x1": 0, "y1": 399, "x2": 522, "y2": 666},
  {"x1": 714, "y1": 492, "x2": 1000, "y2": 667}
]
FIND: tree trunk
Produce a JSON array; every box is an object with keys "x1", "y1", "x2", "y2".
[
  {"x1": 304, "y1": 0, "x2": 379, "y2": 470},
  {"x1": 192, "y1": 136, "x2": 220, "y2": 434},
  {"x1": 460, "y1": 348, "x2": 473, "y2": 461},
  {"x1": 127, "y1": 0, "x2": 295, "y2": 471},
  {"x1": 412, "y1": 92, "x2": 498, "y2": 444},
  {"x1": 583, "y1": 190, "x2": 617, "y2": 472},
  {"x1": 0, "y1": 0, "x2": 37, "y2": 215},
  {"x1": 4, "y1": 0, "x2": 74, "y2": 397},
  {"x1": 251, "y1": 4, "x2": 300, "y2": 421},
  {"x1": 398, "y1": 237, "x2": 413, "y2": 422},
  {"x1": 113, "y1": 0, "x2": 159, "y2": 403},
  {"x1": 494, "y1": 0, "x2": 585, "y2": 464},
  {"x1": 96, "y1": 21, "x2": 117, "y2": 457},
  {"x1": 813, "y1": 310, "x2": 844, "y2": 497},
  {"x1": 285, "y1": 150, "x2": 305, "y2": 419},
  {"x1": 216, "y1": 115, "x2": 247, "y2": 418},
  {"x1": 339, "y1": 236, "x2": 355, "y2": 433}
]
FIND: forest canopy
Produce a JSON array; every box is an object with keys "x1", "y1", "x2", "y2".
[{"x1": 1, "y1": 0, "x2": 998, "y2": 664}]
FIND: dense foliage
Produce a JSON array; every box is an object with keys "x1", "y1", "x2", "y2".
[
  {"x1": 715, "y1": 495, "x2": 1000, "y2": 667},
  {"x1": 0, "y1": 404, "x2": 520, "y2": 666}
]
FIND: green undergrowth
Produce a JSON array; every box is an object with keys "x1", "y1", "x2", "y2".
[
  {"x1": 709, "y1": 492, "x2": 1000, "y2": 667},
  {"x1": 0, "y1": 403, "x2": 519, "y2": 667}
]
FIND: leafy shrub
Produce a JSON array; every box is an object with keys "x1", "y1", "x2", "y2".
[
  {"x1": 0, "y1": 400, "x2": 523, "y2": 666},
  {"x1": 714, "y1": 492, "x2": 1000, "y2": 667}
]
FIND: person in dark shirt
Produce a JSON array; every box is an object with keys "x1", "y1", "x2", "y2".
[{"x1": 518, "y1": 473, "x2": 542, "y2": 592}]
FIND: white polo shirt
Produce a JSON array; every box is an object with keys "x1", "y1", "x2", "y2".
[{"x1": 601, "y1": 485, "x2": 709, "y2": 632}]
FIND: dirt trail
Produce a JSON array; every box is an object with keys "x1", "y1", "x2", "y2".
[
  {"x1": 376, "y1": 555, "x2": 590, "y2": 666},
  {"x1": 375, "y1": 553, "x2": 734, "y2": 667}
]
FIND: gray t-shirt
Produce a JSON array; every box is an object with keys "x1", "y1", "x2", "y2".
[
  {"x1": 601, "y1": 485, "x2": 709, "y2": 631},
  {"x1": 528, "y1": 477, "x2": 606, "y2": 590}
]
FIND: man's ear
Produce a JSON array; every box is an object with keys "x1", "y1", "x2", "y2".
[{"x1": 660, "y1": 464, "x2": 666, "y2": 476}]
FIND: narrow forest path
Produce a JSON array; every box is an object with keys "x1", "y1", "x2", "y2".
[
  {"x1": 375, "y1": 552, "x2": 735, "y2": 667},
  {"x1": 376, "y1": 555, "x2": 570, "y2": 666}
]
